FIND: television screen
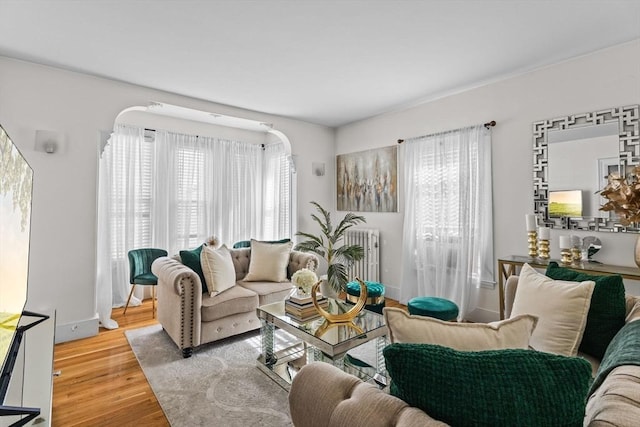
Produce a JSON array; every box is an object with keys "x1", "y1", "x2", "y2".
[
  {"x1": 548, "y1": 190, "x2": 582, "y2": 217},
  {"x1": 0, "y1": 125, "x2": 33, "y2": 402}
]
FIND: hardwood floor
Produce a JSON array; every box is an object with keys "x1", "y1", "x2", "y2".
[
  {"x1": 52, "y1": 301, "x2": 169, "y2": 427},
  {"x1": 52, "y1": 297, "x2": 406, "y2": 426}
]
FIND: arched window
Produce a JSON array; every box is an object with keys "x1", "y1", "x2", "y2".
[{"x1": 96, "y1": 105, "x2": 295, "y2": 329}]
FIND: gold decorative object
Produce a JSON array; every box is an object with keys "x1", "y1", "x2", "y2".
[
  {"x1": 571, "y1": 247, "x2": 581, "y2": 263},
  {"x1": 598, "y1": 165, "x2": 640, "y2": 225},
  {"x1": 560, "y1": 248, "x2": 572, "y2": 264},
  {"x1": 527, "y1": 231, "x2": 538, "y2": 258},
  {"x1": 311, "y1": 278, "x2": 368, "y2": 323},
  {"x1": 598, "y1": 165, "x2": 640, "y2": 268},
  {"x1": 537, "y1": 239, "x2": 550, "y2": 260},
  {"x1": 346, "y1": 293, "x2": 384, "y2": 305},
  {"x1": 314, "y1": 319, "x2": 364, "y2": 338}
]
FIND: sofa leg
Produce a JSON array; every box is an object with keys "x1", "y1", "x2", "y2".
[{"x1": 182, "y1": 348, "x2": 193, "y2": 358}]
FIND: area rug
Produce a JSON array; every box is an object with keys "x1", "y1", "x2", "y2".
[{"x1": 125, "y1": 324, "x2": 293, "y2": 426}]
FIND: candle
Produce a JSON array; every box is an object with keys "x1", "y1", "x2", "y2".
[
  {"x1": 559, "y1": 235, "x2": 572, "y2": 249},
  {"x1": 538, "y1": 226, "x2": 550, "y2": 240},
  {"x1": 525, "y1": 214, "x2": 537, "y2": 232}
]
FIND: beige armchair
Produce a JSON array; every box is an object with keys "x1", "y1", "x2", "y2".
[{"x1": 152, "y1": 247, "x2": 318, "y2": 357}]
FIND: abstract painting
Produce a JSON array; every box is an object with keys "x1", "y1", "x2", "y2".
[{"x1": 337, "y1": 146, "x2": 397, "y2": 212}]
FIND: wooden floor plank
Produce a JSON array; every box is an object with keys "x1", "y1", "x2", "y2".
[
  {"x1": 52, "y1": 300, "x2": 170, "y2": 427},
  {"x1": 52, "y1": 297, "x2": 406, "y2": 426}
]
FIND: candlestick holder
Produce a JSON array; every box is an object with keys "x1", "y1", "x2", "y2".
[
  {"x1": 571, "y1": 246, "x2": 581, "y2": 263},
  {"x1": 560, "y1": 248, "x2": 572, "y2": 264},
  {"x1": 538, "y1": 239, "x2": 550, "y2": 260},
  {"x1": 527, "y1": 231, "x2": 538, "y2": 258}
]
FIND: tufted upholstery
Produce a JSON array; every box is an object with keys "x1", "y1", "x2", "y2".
[
  {"x1": 152, "y1": 246, "x2": 318, "y2": 357},
  {"x1": 289, "y1": 362, "x2": 447, "y2": 427},
  {"x1": 230, "y1": 247, "x2": 319, "y2": 282}
]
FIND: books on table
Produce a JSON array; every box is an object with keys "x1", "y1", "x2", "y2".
[{"x1": 285, "y1": 293, "x2": 328, "y2": 321}]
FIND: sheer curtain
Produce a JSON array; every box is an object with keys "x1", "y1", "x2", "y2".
[
  {"x1": 262, "y1": 142, "x2": 292, "y2": 240},
  {"x1": 400, "y1": 125, "x2": 493, "y2": 319},
  {"x1": 96, "y1": 124, "x2": 153, "y2": 329},
  {"x1": 96, "y1": 125, "x2": 291, "y2": 329}
]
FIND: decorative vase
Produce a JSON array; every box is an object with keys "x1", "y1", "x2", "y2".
[
  {"x1": 635, "y1": 235, "x2": 640, "y2": 269},
  {"x1": 295, "y1": 286, "x2": 311, "y2": 298}
]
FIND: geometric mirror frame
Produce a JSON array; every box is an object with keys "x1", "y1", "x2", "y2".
[{"x1": 533, "y1": 104, "x2": 640, "y2": 233}]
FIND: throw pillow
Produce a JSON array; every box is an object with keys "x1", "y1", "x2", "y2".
[
  {"x1": 243, "y1": 239, "x2": 293, "y2": 282},
  {"x1": 200, "y1": 244, "x2": 236, "y2": 296},
  {"x1": 384, "y1": 343, "x2": 592, "y2": 427},
  {"x1": 510, "y1": 263, "x2": 594, "y2": 356},
  {"x1": 384, "y1": 307, "x2": 537, "y2": 350},
  {"x1": 546, "y1": 261, "x2": 626, "y2": 360},
  {"x1": 179, "y1": 244, "x2": 207, "y2": 293}
]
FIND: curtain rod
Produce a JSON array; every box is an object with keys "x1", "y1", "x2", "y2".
[{"x1": 396, "y1": 120, "x2": 496, "y2": 144}]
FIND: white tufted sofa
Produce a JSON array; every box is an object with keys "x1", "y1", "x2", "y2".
[{"x1": 151, "y1": 247, "x2": 318, "y2": 357}]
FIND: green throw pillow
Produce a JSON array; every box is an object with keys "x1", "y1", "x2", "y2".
[
  {"x1": 384, "y1": 343, "x2": 592, "y2": 427},
  {"x1": 546, "y1": 262, "x2": 626, "y2": 359},
  {"x1": 179, "y1": 245, "x2": 207, "y2": 293}
]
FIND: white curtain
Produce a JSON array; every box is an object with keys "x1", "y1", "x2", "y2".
[
  {"x1": 96, "y1": 125, "x2": 291, "y2": 329},
  {"x1": 153, "y1": 131, "x2": 270, "y2": 253},
  {"x1": 262, "y1": 142, "x2": 292, "y2": 239},
  {"x1": 399, "y1": 125, "x2": 493, "y2": 320},
  {"x1": 96, "y1": 125, "x2": 152, "y2": 329}
]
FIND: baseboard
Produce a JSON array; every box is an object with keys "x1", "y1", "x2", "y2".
[
  {"x1": 55, "y1": 315, "x2": 99, "y2": 343},
  {"x1": 384, "y1": 286, "x2": 400, "y2": 302},
  {"x1": 465, "y1": 307, "x2": 500, "y2": 323}
]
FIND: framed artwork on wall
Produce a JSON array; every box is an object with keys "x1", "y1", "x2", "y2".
[{"x1": 336, "y1": 146, "x2": 397, "y2": 212}]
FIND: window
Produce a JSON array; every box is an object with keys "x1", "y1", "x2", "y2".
[
  {"x1": 98, "y1": 124, "x2": 293, "y2": 309},
  {"x1": 400, "y1": 125, "x2": 493, "y2": 318}
]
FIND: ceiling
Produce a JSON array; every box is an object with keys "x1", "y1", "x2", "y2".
[{"x1": 1, "y1": 0, "x2": 639, "y2": 128}]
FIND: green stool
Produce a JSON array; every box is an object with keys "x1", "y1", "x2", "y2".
[
  {"x1": 345, "y1": 280, "x2": 386, "y2": 314},
  {"x1": 407, "y1": 296, "x2": 459, "y2": 321}
]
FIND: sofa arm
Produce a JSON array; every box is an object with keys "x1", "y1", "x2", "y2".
[
  {"x1": 288, "y1": 251, "x2": 319, "y2": 277},
  {"x1": 626, "y1": 295, "x2": 640, "y2": 323},
  {"x1": 289, "y1": 362, "x2": 447, "y2": 427},
  {"x1": 152, "y1": 256, "x2": 203, "y2": 356}
]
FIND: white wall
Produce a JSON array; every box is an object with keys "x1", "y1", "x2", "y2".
[
  {"x1": 0, "y1": 56, "x2": 335, "y2": 342},
  {"x1": 335, "y1": 40, "x2": 640, "y2": 320}
]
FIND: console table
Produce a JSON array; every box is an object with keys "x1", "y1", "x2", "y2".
[{"x1": 497, "y1": 255, "x2": 640, "y2": 319}]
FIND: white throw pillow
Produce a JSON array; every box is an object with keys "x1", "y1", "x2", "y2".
[
  {"x1": 243, "y1": 239, "x2": 293, "y2": 282},
  {"x1": 384, "y1": 307, "x2": 537, "y2": 351},
  {"x1": 510, "y1": 263, "x2": 595, "y2": 356},
  {"x1": 200, "y1": 244, "x2": 236, "y2": 296}
]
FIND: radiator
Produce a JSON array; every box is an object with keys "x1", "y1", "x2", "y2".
[{"x1": 344, "y1": 228, "x2": 380, "y2": 282}]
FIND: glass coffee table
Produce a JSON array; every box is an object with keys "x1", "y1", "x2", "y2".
[{"x1": 256, "y1": 298, "x2": 388, "y2": 390}]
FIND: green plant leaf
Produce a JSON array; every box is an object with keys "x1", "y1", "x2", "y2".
[
  {"x1": 333, "y1": 245, "x2": 365, "y2": 264},
  {"x1": 295, "y1": 201, "x2": 367, "y2": 293}
]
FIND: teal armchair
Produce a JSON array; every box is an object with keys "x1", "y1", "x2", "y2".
[{"x1": 126, "y1": 248, "x2": 168, "y2": 317}]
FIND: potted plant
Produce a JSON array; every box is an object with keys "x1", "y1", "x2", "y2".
[{"x1": 295, "y1": 201, "x2": 366, "y2": 296}]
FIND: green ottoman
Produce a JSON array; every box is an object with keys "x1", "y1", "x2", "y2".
[
  {"x1": 345, "y1": 280, "x2": 386, "y2": 314},
  {"x1": 407, "y1": 296, "x2": 459, "y2": 321}
]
